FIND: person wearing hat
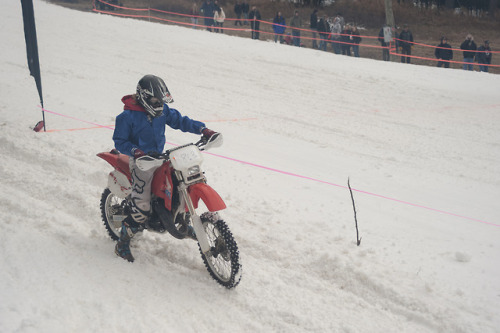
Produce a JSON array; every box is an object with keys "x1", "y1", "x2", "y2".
[
  {"x1": 290, "y1": 10, "x2": 302, "y2": 47},
  {"x1": 460, "y1": 34, "x2": 477, "y2": 70},
  {"x1": 310, "y1": 9, "x2": 319, "y2": 49},
  {"x1": 435, "y1": 36, "x2": 453, "y2": 68},
  {"x1": 476, "y1": 40, "x2": 492, "y2": 72},
  {"x1": 248, "y1": 5, "x2": 261, "y2": 39},
  {"x1": 317, "y1": 15, "x2": 330, "y2": 51},
  {"x1": 399, "y1": 24, "x2": 414, "y2": 64}
]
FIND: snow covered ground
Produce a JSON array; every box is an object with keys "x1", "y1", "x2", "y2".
[{"x1": 1, "y1": 1, "x2": 500, "y2": 332}]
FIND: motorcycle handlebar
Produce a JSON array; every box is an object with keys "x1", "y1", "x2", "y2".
[
  {"x1": 136, "y1": 133, "x2": 222, "y2": 171},
  {"x1": 148, "y1": 132, "x2": 223, "y2": 161}
]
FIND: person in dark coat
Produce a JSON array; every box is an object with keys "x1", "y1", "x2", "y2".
[
  {"x1": 248, "y1": 6, "x2": 261, "y2": 40},
  {"x1": 310, "y1": 9, "x2": 319, "y2": 49},
  {"x1": 399, "y1": 24, "x2": 414, "y2": 63},
  {"x1": 234, "y1": 1, "x2": 242, "y2": 26},
  {"x1": 242, "y1": 1, "x2": 249, "y2": 25},
  {"x1": 460, "y1": 34, "x2": 477, "y2": 71},
  {"x1": 435, "y1": 36, "x2": 453, "y2": 68},
  {"x1": 290, "y1": 10, "x2": 302, "y2": 47},
  {"x1": 476, "y1": 40, "x2": 492, "y2": 72},
  {"x1": 351, "y1": 26, "x2": 362, "y2": 57},
  {"x1": 378, "y1": 26, "x2": 391, "y2": 61},
  {"x1": 317, "y1": 15, "x2": 330, "y2": 51},
  {"x1": 340, "y1": 24, "x2": 352, "y2": 56},
  {"x1": 200, "y1": 0, "x2": 215, "y2": 32}
]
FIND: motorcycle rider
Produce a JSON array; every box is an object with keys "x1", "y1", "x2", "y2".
[{"x1": 112, "y1": 74, "x2": 217, "y2": 262}]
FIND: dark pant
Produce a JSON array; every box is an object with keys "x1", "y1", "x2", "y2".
[
  {"x1": 292, "y1": 30, "x2": 301, "y2": 46},
  {"x1": 341, "y1": 44, "x2": 351, "y2": 56},
  {"x1": 214, "y1": 22, "x2": 223, "y2": 33},
  {"x1": 318, "y1": 34, "x2": 327, "y2": 51},
  {"x1": 235, "y1": 14, "x2": 242, "y2": 26},
  {"x1": 437, "y1": 60, "x2": 450, "y2": 68},
  {"x1": 312, "y1": 32, "x2": 318, "y2": 49},
  {"x1": 251, "y1": 21, "x2": 260, "y2": 39},
  {"x1": 401, "y1": 47, "x2": 411, "y2": 63},
  {"x1": 204, "y1": 18, "x2": 213, "y2": 32},
  {"x1": 479, "y1": 63, "x2": 489, "y2": 72}
]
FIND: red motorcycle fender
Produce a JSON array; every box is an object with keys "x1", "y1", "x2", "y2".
[
  {"x1": 97, "y1": 151, "x2": 131, "y2": 179},
  {"x1": 188, "y1": 183, "x2": 226, "y2": 212}
]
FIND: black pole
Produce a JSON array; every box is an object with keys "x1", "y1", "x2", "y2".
[
  {"x1": 348, "y1": 178, "x2": 362, "y2": 246},
  {"x1": 21, "y1": 0, "x2": 46, "y2": 131}
]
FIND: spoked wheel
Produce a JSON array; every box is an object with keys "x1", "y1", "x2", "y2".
[
  {"x1": 199, "y1": 213, "x2": 242, "y2": 289},
  {"x1": 100, "y1": 188, "x2": 127, "y2": 241}
]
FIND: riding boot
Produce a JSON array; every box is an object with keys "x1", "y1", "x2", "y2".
[{"x1": 115, "y1": 216, "x2": 141, "y2": 262}]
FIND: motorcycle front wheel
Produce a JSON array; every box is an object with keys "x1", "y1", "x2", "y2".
[{"x1": 199, "y1": 213, "x2": 242, "y2": 289}]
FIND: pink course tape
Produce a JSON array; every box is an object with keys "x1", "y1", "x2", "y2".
[
  {"x1": 38, "y1": 106, "x2": 498, "y2": 227},
  {"x1": 200, "y1": 148, "x2": 499, "y2": 227}
]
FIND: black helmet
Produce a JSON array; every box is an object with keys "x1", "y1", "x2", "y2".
[{"x1": 136, "y1": 75, "x2": 173, "y2": 117}]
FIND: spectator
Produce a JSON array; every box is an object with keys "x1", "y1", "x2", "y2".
[
  {"x1": 190, "y1": 2, "x2": 199, "y2": 29},
  {"x1": 242, "y1": 1, "x2": 249, "y2": 25},
  {"x1": 335, "y1": 13, "x2": 345, "y2": 30},
  {"x1": 378, "y1": 25, "x2": 391, "y2": 61},
  {"x1": 290, "y1": 10, "x2": 302, "y2": 47},
  {"x1": 248, "y1": 6, "x2": 261, "y2": 40},
  {"x1": 394, "y1": 26, "x2": 400, "y2": 54},
  {"x1": 213, "y1": 0, "x2": 220, "y2": 11},
  {"x1": 234, "y1": 1, "x2": 242, "y2": 26},
  {"x1": 317, "y1": 15, "x2": 330, "y2": 51},
  {"x1": 460, "y1": 34, "x2": 477, "y2": 71},
  {"x1": 476, "y1": 40, "x2": 492, "y2": 72},
  {"x1": 435, "y1": 36, "x2": 453, "y2": 68},
  {"x1": 273, "y1": 11, "x2": 286, "y2": 44},
  {"x1": 341, "y1": 24, "x2": 352, "y2": 56},
  {"x1": 200, "y1": 0, "x2": 215, "y2": 32},
  {"x1": 351, "y1": 26, "x2": 362, "y2": 57},
  {"x1": 329, "y1": 16, "x2": 342, "y2": 54},
  {"x1": 310, "y1": 9, "x2": 319, "y2": 49},
  {"x1": 399, "y1": 24, "x2": 414, "y2": 63},
  {"x1": 213, "y1": 7, "x2": 225, "y2": 33}
]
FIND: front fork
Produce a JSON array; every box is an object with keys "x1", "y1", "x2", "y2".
[{"x1": 177, "y1": 183, "x2": 211, "y2": 256}]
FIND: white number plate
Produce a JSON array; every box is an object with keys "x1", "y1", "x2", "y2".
[{"x1": 170, "y1": 145, "x2": 203, "y2": 171}]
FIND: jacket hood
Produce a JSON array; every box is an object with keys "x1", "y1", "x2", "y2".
[{"x1": 122, "y1": 94, "x2": 146, "y2": 112}]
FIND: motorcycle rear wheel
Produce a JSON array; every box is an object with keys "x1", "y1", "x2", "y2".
[
  {"x1": 199, "y1": 214, "x2": 242, "y2": 289},
  {"x1": 100, "y1": 188, "x2": 125, "y2": 241}
]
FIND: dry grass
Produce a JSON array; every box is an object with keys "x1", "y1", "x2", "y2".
[{"x1": 50, "y1": 0, "x2": 500, "y2": 73}]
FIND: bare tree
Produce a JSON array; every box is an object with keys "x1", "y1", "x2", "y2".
[
  {"x1": 489, "y1": 0, "x2": 497, "y2": 17},
  {"x1": 385, "y1": 0, "x2": 395, "y2": 27}
]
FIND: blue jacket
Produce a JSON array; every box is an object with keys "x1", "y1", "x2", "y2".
[
  {"x1": 273, "y1": 16, "x2": 286, "y2": 34},
  {"x1": 113, "y1": 95, "x2": 205, "y2": 156}
]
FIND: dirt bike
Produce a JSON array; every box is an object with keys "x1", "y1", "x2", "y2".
[{"x1": 97, "y1": 134, "x2": 241, "y2": 289}]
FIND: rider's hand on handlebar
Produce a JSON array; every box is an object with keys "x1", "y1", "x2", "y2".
[
  {"x1": 147, "y1": 151, "x2": 160, "y2": 158},
  {"x1": 132, "y1": 148, "x2": 146, "y2": 159},
  {"x1": 202, "y1": 128, "x2": 216, "y2": 139}
]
